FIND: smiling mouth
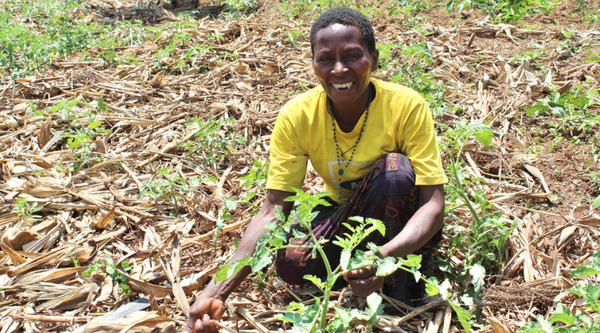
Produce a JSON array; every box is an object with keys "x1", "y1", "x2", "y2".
[{"x1": 331, "y1": 82, "x2": 354, "y2": 89}]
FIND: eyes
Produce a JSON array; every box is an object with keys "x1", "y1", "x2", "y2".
[{"x1": 317, "y1": 52, "x2": 363, "y2": 64}]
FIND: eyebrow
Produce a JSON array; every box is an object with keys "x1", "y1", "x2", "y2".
[{"x1": 316, "y1": 46, "x2": 365, "y2": 57}]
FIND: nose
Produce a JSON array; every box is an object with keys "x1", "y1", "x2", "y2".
[{"x1": 332, "y1": 59, "x2": 347, "y2": 75}]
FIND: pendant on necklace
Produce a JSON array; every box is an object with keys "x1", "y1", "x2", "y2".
[{"x1": 338, "y1": 169, "x2": 344, "y2": 176}]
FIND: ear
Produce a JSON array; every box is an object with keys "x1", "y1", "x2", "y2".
[{"x1": 371, "y1": 49, "x2": 379, "y2": 73}]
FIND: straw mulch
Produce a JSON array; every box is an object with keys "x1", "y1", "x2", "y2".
[{"x1": 1, "y1": 0, "x2": 599, "y2": 332}]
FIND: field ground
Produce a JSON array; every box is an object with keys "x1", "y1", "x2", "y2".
[{"x1": 0, "y1": 0, "x2": 599, "y2": 332}]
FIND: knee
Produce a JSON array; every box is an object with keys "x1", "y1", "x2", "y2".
[{"x1": 374, "y1": 153, "x2": 415, "y2": 187}]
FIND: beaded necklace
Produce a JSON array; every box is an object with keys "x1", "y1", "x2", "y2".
[{"x1": 329, "y1": 84, "x2": 373, "y2": 203}]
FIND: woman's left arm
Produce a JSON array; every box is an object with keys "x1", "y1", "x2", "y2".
[
  {"x1": 379, "y1": 184, "x2": 444, "y2": 258},
  {"x1": 342, "y1": 184, "x2": 444, "y2": 296}
]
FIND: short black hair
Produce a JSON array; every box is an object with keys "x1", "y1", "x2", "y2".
[{"x1": 310, "y1": 7, "x2": 376, "y2": 56}]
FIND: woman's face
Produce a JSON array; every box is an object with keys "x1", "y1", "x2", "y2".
[{"x1": 312, "y1": 23, "x2": 378, "y2": 114}]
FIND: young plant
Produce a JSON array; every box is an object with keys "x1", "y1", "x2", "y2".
[
  {"x1": 138, "y1": 168, "x2": 193, "y2": 217},
  {"x1": 439, "y1": 121, "x2": 517, "y2": 308},
  {"x1": 446, "y1": 0, "x2": 556, "y2": 24},
  {"x1": 525, "y1": 85, "x2": 600, "y2": 139},
  {"x1": 83, "y1": 256, "x2": 133, "y2": 294},
  {"x1": 180, "y1": 117, "x2": 245, "y2": 171},
  {"x1": 14, "y1": 197, "x2": 43, "y2": 221},
  {"x1": 214, "y1": 189, "x2": 472, "y2": 332}
]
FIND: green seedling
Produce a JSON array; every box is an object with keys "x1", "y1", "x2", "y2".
[
  {"x1": 83, "y1": 256, "x2": 133, "y2": 294},
  {"x1": 447, "y1": 0, "x2": 556, "y2": 23},
  {"x1": 180, "y1": 117, "x2": 245, "y2": 171},
  {"x1": 525, "y1": 85, "x2": 600, "y2": 139},
  {"x1": 138, "y1": 168, "x2": 196, "y2": 217},
  {"x1": 14, "y1": 197, "x2": 42, "y2": 221},
  {"x1": 215, "y1": 189, "x2": 471, "y2": 332}
]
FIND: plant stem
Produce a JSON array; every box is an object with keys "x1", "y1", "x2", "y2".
[
  {"x1": 305, "y1": 220, "x2": 335, "y2": 331},
  {"x1": 449, "y1": 146, "x2": 483, "y2": 226}
]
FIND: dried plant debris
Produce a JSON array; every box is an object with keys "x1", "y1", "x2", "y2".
[{"x1": 1, "y1": 0, "x2": 600, "y2": 332}]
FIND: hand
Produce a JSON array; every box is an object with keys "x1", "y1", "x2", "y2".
[
  {"x1": 342, "y1": 265, "x2": 384, "y2": 297},
  {"x1": 186, "y1": 293, "x2": 225, "y2": 333}
]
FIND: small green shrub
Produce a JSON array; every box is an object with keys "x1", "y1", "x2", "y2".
[
  {"x1": 446, "y1": 0, "x2": 557, "y2": 23},
  {"x1": 525, "y1": 85, "x2": 600, "y2": 139},
  {"x1": 215, "y1": 189, "x2": 472, "y2": 332},
  {"x1": 180, "y1": 117, "x2": 245, "y2": 170},
  {"x1": 83, "y1": 256, "x2": 133, "y2": 294}
]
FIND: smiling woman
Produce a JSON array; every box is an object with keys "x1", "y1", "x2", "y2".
[{"x1": 186, "y1": 7, "x2": 448, "y2": 333}]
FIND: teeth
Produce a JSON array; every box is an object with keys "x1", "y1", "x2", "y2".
[{"x1": 332, "y1": 82, "x2": 353, "y2": 89}]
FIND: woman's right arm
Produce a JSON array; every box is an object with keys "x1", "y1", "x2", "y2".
[{"x1": 186, "y1": 189, "x2": 294, "y2": 333}]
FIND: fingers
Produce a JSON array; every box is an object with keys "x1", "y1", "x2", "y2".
[
  {"x1": 345, "y1": 274, "x2": 384, "y2": 297},
  {"x1": 343, "y1": 265, "x2": 377, "y2": 279},
  {"x1": 190, "y1": 314, "x2": 219, "y2": 333},
  {"x1": 186, "y1": 314, "x2": 199, "y2": 333}
]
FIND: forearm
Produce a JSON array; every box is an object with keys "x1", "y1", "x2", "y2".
[
  {"x1": 204, "y1": 213, "x2": 275, "y2": 299},
  {"x1": 202, "y1": 190, "x2": 293, "y2": 301},
  {"x1": 380, "y1": 185, "x2": 444, "y2": 259}
]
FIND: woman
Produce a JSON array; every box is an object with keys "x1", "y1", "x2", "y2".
[{"x1": 186, "y1": 7, "x2": 447, "y2": 333}]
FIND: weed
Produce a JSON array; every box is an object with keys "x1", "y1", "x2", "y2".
[
  {"x1": 285, "y1": 30, "x2": 307, "y2": 49},
  {"x1": 525, "y1": 85, "x2": 600, "y2": 139},
  {"x1": 63, "y1": 116, "x2": 112, "y2": 169},
  {"x1": 221, "y1": 0, "x2": 258, "y2": 16},
  {"x1": 389, "y1": 0, "x2": 431, "y2": 27},
  {"x1": 446, "y1": 0, "x2": 557, "y2": 24},
  {"x1": 83, "y1": 256, "x2": 133, "y2": 294},
  {"x1": 138, "y1": 168, "x2": 198, "y2": 217},
  {"x1": 383, "y1": 42, "x2": 452, "y2": 118},
  {"x1": 0, "y1": 0, "x2": 99, "y2": 78},
  {"x1": 275, "y1": 0, "x2": 384, "y2": 20},
  {"x1": 239, "y1": 159, "x2": 269, "y2": 198},
  {"x1": 439, "y1": 121, "x2": 517, "y2": 309},
  {"x1": 180, "y1": 117, "x2": 245, "y2": 170},
  {"x1": 215, "y1": 189, "x2": 472, "y2": 332},
  {"x1": 14, "y1": 197, "x2": 43, "y2": 221}
]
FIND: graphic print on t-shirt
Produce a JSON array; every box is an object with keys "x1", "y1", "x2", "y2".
[{"x1": 327, "y1": 159, "x2": 373, "y2": 196}]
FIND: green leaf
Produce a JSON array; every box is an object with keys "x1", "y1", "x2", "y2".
[
  {"x1": 98, "y1": 98, "x2": 106, "y2": 111},
  {"x1": 469, "y1": 263, "x2": 486, "y2": 293},
  {"x1": 475, "y1": 129, "x2": 493, "y2": 147},
  {"x1": 425, "y1": 280, "x2": 440, "y2": 296},
  {"x1": 214, "y1": 265, "x2": 230, "y2": 281},
  {"x1": 449, "y1": 300, "x2": 472, "y2": 333},
  {"x1": 524, "y1": 104, "x2": 548, "y2": 116},
  {"x1": 250, "y1": 248, "x2": 273, "y2": 273},
  {"x1": 304, "y1": 274, "x2": 325, "y2": 291},
  {"x1": 594, "y1": 195, "x2": 600, "y2": 208},
  {"x1": 376, "y1": 257, "x2": 398, "y2": 276},
  {"x1": 568, "y1": 283, "x2": 600, "y2": 304},
  {"x1": 275, "y1": 206, "x2": 285, "y2": 222},
  {"x1": 572, "y1": 265, "x2": 600, "y2": 279},
  {"x1": 224, "y1": 197, "x2": 237, "y2": 210},
  {"x1": 366, "y1": 292, "x2": 383, "y2": 321},
  {"x1": 340, "y1": 248, "x2": 352, "y2": 271},
  {"x1": 332, "y1": 305, "x2": 352, "y2": 327},
  {"x1": 401, "y1": 254, "x2": 422, "y2": 268},
  {"x1": 88, "y1": 121, "x2": 103, "y2": 130},
  {"x1": 548, "y1": 303, "x2": 575, "y2": 325}
]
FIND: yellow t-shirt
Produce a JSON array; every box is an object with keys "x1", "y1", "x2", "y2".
[{"x1": 266, "y1": 79, "x2": 448, "y2": 203}]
